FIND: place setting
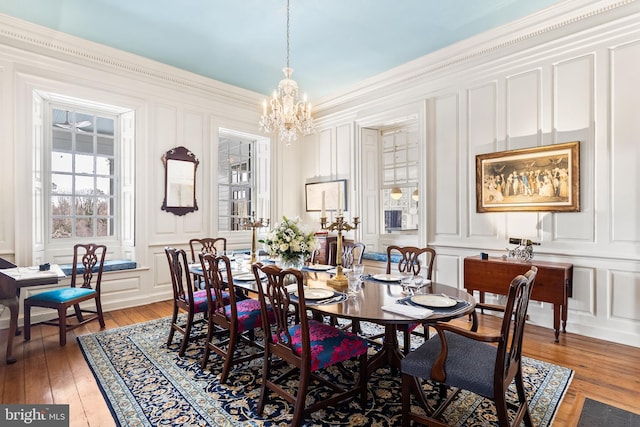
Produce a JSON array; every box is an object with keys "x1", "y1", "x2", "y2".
[{"x1": 289, "y1": 286, "x2": 348, "y2": 305}]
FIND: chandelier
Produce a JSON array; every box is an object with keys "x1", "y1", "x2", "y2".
[{"x1": 259, "y1": 0, "x2": 314, "y2": 145}]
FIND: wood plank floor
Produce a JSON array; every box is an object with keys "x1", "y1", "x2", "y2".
[{"x1": 1, "y1": 300, "x2": 639, "y2": 426}]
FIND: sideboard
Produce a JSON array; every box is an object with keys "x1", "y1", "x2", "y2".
[{"x1": 463, "y1": 255, "x2": 573, "y2": 342}]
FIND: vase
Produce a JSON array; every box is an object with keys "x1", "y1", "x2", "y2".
[{"x1": 279, "y1": 255, "x2": 305, "y2": 270}]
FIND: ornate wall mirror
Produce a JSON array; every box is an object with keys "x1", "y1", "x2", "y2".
[{"x1": 161, "y1": 146, "x2": 199, "y2": 216}]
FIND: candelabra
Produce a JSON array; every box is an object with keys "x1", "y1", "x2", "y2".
[
  {"x1": 321, "y1": 212, "x2": 359, "y2": 288},
  {"x1": 241, "y1": 212, "x2": 270, "y2": 263}
]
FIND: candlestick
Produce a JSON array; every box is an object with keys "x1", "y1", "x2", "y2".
[
  {"x1": 320, "y1": 211, "x2": 359, "y2": 289},
  {"x1": 241, "y1": 211, "x2": 270, "y2": 263}
]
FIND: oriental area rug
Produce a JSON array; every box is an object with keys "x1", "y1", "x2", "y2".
[{"x1": 78, "y1": 316, "x2": 573, "y2": 427}]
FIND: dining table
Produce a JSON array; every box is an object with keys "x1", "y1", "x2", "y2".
[
  {"x1": 193, "y1": 260, "x2": 477, "y2": 377},
  {"x1": 0, "y1": 260, "x2": 66, "y2": 364}
]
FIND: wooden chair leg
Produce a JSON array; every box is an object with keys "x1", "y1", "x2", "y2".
[
  {"x1": 95, "y1": 297, "x2": 105, "y2": 328},
  {"x1": 167, "y1": 306, "x2": 178, "y2": 346},
  {"x1": 179, "y1": 312, "x2": 194, "y2": 356},
  {"x1": 59, "y1": 306, "x2": 68, "y2": 346}
]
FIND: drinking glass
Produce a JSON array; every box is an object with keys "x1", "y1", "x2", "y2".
[
  {"x1": 353, "y1": 263, "x2": 365, "y2": 279},
  {"x1": 400, "y1": 271, "x2": 415, "y2": 295},
  {"x1": 347, "y1": 272, "x2": 362, "y2": 297}
]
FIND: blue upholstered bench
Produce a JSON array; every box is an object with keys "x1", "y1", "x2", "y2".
[{"x1": 60, "y1": 260, "x2": 137, "y2": 276}]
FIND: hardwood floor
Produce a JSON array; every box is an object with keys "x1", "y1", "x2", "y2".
[{"x1": 1, "y1": 300, "x2": 639, "y2": 426}]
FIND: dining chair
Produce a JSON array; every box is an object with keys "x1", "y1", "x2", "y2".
[
  {"x1": 199, "y1": 252, "x2": 270, "y2": 384},
  {"x1": 189, "y1": 238, "x2": 227, "y2": 288},
  {"x1": 386, "y1": 245, "x2": 436, "y2": 354},
  {"x1": 400, "y1": 267, "x2": 538, "y2": 427},
  {"x1": 165, "y1": 247, "x2": 212, "y2": 357},
  {"x1": 24, "y1": 243, "x2": 107, "y2": 346},
  {"x1": 252, "y1": 262, "x2": 369, "y2": 427},
  {"x1": 328, "y1": 241, "x2": 365, "y2": 268}
]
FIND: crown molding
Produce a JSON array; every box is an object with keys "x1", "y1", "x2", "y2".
[
  {"x1": 0, "y1": 13, "x2": 264, "y2": 109},
  {"x1": 315, "y1": 0, "x2": 638, "y2": 113}
]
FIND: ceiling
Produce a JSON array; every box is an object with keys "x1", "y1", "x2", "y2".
[{"x1": 0, "y1": 0, "x2": 565, "y2": 100}]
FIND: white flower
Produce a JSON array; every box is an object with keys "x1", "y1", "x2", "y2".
[{"x1": 260, "y1": 216, "x2": 318, "y2": 262}]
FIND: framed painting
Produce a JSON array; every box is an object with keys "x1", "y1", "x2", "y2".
[
  {"x1": 305, "y1": 180, "x2": 347, "y2": 212},
  {"x1": 476, "y1": 141, "x2": 580, "y2": 213}
]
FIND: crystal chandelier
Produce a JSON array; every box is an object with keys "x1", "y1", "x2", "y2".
[{"x1": 259, "y1": 0, "x2": 314, "y2": 145}]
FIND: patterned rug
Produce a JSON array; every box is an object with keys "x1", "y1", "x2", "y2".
[{"x1": 78, "y1": 316, "x2": 573, "y2": 426}]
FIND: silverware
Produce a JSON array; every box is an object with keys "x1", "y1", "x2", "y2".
[{"x1": 317, "y1": 295, "x2": 342, "y2": 304}]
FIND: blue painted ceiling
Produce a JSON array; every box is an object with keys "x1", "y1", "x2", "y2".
[{"x1": 0, "y1": 0, "x2": 564, "y2": 100}]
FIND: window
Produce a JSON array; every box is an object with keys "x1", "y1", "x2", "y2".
[
  {"x1": 34, "y1": 91, "x2": 135, "y2": 263},
  {"x1": 380, "y1": 125, "x2": 419, "y2": 232},
  {"x1": 218, "y1": 130, "x2": 270, "y2": 231},
  {"x1": 50, "y1": 108, "x2": 116, "y2": 239}
]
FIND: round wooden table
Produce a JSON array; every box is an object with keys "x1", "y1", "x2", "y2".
[{"x1": 303, "y1": 272, "x2": 477, "y2": 375}]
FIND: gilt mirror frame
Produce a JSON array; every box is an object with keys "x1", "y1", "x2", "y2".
[{"x1": 162, "y1": 146, "x2": 199, "y2": 216}]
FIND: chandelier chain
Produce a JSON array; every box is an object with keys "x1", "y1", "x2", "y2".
[{"x1": 259, "y1": 0, "x2": 314, "y2": 145}]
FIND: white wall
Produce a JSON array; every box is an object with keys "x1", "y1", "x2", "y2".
[
  {"x1": 0, "y1": 14, "x2": 268, "y2": 327},
  {"x1": 305, "y1": 0, "x2": 640, "y2": 347}
]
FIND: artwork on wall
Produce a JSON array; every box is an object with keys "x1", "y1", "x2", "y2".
[
  {"x1": 476, "y1": 141, "x2": 580, "y2": 213},
  {"x1": 305, "y1": 180, "x2": 347, "y2": 212},
  {"x1": 161, "y1": 146, "x2": 199, "y2": 216}
]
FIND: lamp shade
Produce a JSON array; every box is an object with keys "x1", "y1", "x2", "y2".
[
  {"x1": 390, "y1": 187, "x2": 403, "y2": 200},
  {"x1": 412, "y1": 189, "x2": 419, "y2": 201}
]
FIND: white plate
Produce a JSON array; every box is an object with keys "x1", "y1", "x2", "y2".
[
  {"x1": 294, "y1": 288, "x2": 334, "y2": 300},
  {"x1": 410, "y1": 294, "x2": 457, "y2": 308},
  {"x1": 234, "y1": 273, "x2": 257, "y2": 281},
  {"x1": 327, "y1": 268, "x2": 351, "y2": 275},
  {"x1": 372, "y1": 274, "x2": 403, "y2": 282},
  {"x1": 307, "y1": 264, "x2": 333, "y2": 271}
]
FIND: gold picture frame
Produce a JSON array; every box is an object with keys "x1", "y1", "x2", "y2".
[{"x1": 476, "y1": 141, "x2": 580, "y2": 213}]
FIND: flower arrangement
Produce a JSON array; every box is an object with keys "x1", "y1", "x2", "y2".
[{"x1": 261, "y1": 216, "x2": 318, "y2": 265}]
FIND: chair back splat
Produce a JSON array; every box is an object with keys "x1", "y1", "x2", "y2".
[
  {"x1": 252, "y1": 262, "x2": 369, "y2": 427},
  {"x1": 400, "y1": 266, "x2": 538, "y2": 427},
  {"x1": 384, "y1": 245, "x2": 437, "y2": 355},
  {"x1": 386, "y1": 245, "x2": 436, "y2": 278},
  {"x1": 165, "y1": 247, "x2": 209, "y2": 357},
  {"x1": 199, "y1": 252, "x2": 265, "y2": 384},
  {"x1": 328, "y1": 241, "x2": 365, "y2": 268},
  {"x1": 23, "y1": 243, "x2": 107, "y2": 346}
]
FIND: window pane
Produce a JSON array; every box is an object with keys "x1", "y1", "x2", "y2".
[
  {"x1": 75, "y1": 175, "x2": 94, "y2": 194},
  {"x1": 96, "y1": 117, "x2": 114, "y2": 136},
  {"x1": 51, "y1": 174, "x2": 72, "y2": 194},
  {"x1": 95, "y1": 197, "x2": 112, "y2": 215},
  {"x1": 51, "y1": 196, "x2": 72, "y2": 215},
  {"x1": 75, "y1": 197, "x2": 94, "y2": 215},
  {"x1": 51, "y1": 152, "x2": 72, "y2": 173},
  {"x1": 75, "y1": 217, "x2": 93, "y2": 237},
  {"x1": 52, "y1": 130, "x2": 72, "y2": 151},
  {"x1": 76, "y1": 134, "x2": 93, "y2": 154},
  {"x1": 96, "y1": 177, "x2": 113, "y2": 196},
  {"x1": 75, "y1": 112, "x2": 94, "y2": 132},
  {"x1": 75, "y1": 154, "x2": 95, "y2": 175},
  {"x1": 51, "y1": 218, "x2": 72, "y2": 239},
  {"x1": 96, "y1": 217, "x2": 112, "y2": 237},
  {"x1": 96, "y1": 156, "x2": 113, "y2": 176},
  {"x1": 97, "y1": 136, "x2": 114, "y2": 156}
]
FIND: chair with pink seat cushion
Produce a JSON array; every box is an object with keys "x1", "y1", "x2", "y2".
[
  {"x1": 252, "y1": 262, "x2": 368, "y2": 427},
  {"x1": 165, "y1": 247, "x2": 222, "y2": 357},
  {"x1": 199, "y1": 252, "x2": 272, "y2": 384}
]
